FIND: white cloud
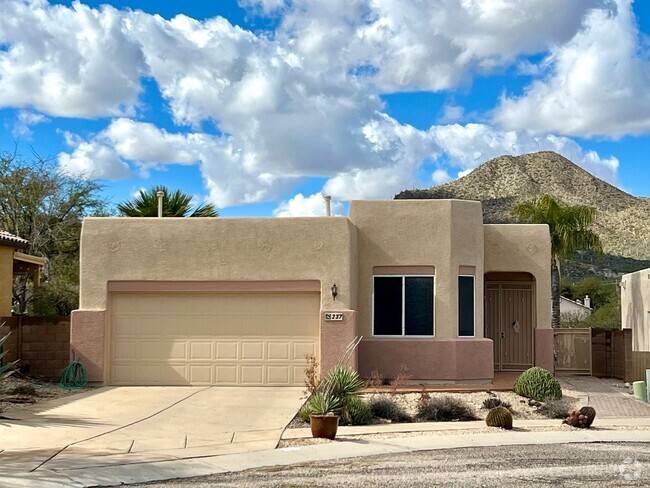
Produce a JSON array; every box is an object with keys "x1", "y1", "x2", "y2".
[
  {"x1": 430, "y1": 123, "x2": 619, "y2": 184},
  {"x1": 12, "y1": 110, "x2": 48, "y2": 138},
  {"x1": 2, "y1": 0, "x2": 634, "y2": 207},
  {"x1": 495, "y1": 0, "x2": 650, "y2": 137},
  {"x1": 431, "y1": 168, "x2": 452, "y2": 185},
  {"x1": 0, "y1": 1, "x2": 144, "y2": 117},
  {"x1": 58, "y1": 140, "x2": 132, "y2": 180},
  {"x1": 274, "y1": 193, "x2": 344, "y2": 217}
]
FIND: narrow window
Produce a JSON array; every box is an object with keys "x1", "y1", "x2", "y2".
[
  {"x1": 458, "y1": 275, "x2": 475, "y2": 337},
  {"x1": 405, "y1": 277, "x2": 434, "y2": 335},
  {"x1": 373, "y1": 277, "x2": 403, "y2": 335}
]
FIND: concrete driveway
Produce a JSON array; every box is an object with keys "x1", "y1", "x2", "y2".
[{"x1": 0, "y1": 386, "x2": 304, "y2": 477}]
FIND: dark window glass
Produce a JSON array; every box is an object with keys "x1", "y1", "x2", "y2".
[
  {"x1": 458, "y1": 276, "x2": 475, "y2": 337},
  {"x1": 373, "y1": 277, "x2": 403, "y2": 335},
  {"x1": 405, "y1": 277, "x2": 434, "y2": 335}
]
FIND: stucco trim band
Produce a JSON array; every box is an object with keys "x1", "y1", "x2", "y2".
[
  {"x1": 107, "y1": 280, "x2": 321, "y2": 293},
  {"x1": 372, "y1": 266, "x2": 435, "y2": 275}
]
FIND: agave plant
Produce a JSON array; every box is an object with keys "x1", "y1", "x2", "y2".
[
  {"x1": 0, "y1": 331, "x2": 18, "y2": 376},
  {"x1": 306, "y1": 390, "x2": 343, "y2": 416},
  {"x1": 322, "y1": 365, "x2": 365, "y2": 398}
]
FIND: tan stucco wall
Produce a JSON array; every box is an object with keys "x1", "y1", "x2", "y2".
[
  {"x1": 621, "y1": 268, "x2": 650, "y2": 352},
  {"x1": 0, "y1": 246, "x2": 14, "y2": 316},
  {"x1": 79, "y1": 217, "x2": 357, "y2": 311},
  {"x1": 484, "y1": 224, "x2": 552, "y2": 330},
  {"x1": 349, "y1": 199, "x2": 485, "y2": 339}
]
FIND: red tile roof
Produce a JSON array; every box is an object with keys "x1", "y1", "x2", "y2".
[{"x1": 0, "y1": 230, "x2": 29, "y2": 250}]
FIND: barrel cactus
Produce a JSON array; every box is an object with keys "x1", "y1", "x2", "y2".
[
  {"x1": 485, "y1": 406, "x2": 513, "y2": 430},
  {"x1": 513, "y1": 367, "x2": 562, "y2": 402},
  {"x1": 564, "y1": 406, "x2": 596, "y2": 428}
]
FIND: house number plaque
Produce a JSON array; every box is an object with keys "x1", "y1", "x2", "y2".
[{"x1": 325, "y1": 312, "x2": 344, "y2": 321}]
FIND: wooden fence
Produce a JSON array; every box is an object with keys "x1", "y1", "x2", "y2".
[{"x1": 554, "y1": 328, "x2": 592, "y2": 375}]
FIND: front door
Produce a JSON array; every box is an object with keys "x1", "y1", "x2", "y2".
[{"x1": 485, "y1": 282, "x2": 534, "y2": 371}]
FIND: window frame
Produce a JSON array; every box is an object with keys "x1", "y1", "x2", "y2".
[
  {"x1": 372, "y1": 274, "x2": 435, "y2": 337},
  {"x1": 458, "y1": 274, "x2": 476, "y2": 338}
]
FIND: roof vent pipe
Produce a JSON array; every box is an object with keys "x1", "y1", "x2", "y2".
[
  {"x1": 324, "y1": 195, "x2": 332, "y2": 217},
  {"x1": 584, "y1": 295, "x2": 591, "y2": 309},
  {"x1": 156, "y1": 190, "x2": 165, "y2": 218}
]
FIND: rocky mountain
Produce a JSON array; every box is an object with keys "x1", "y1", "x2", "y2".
[{"x1": 396, "y1": 151, "x2": 650, "y2": 280}]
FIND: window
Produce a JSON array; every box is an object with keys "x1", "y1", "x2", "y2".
[
  {"x1": 458, "y1": 275, "x2": 475, "y2": 337},
  {"x1": 373, "y1": 276, "x2": 434, "y2": 336}
]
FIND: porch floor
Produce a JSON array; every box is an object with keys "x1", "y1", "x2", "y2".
[{"x1": 363, "y1": 372, "x2": 519, "y2": 394}]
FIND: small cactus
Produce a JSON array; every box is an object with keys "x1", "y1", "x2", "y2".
[
  {"x1": 564, "y1": 406, "x2": 596, "y2": 428},
  {"x1": 485, "y1": 406, "x2": 513, "y2": 430}
]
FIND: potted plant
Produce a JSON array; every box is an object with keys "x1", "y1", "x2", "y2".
[{"x1": 308, "y1": 390, "x2": 342, "y2": 439}]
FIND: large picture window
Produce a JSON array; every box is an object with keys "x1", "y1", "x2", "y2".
[
  {"x1": 373, "y1": 276, "x2": 434, "y2": 336},
  {"x1": 458, "y1": 275, "x2": 475, "y2": 337}
]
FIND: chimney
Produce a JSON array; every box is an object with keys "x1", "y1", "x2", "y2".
[
  {"x1": 324, "y1": 195, "x2": 332, "y2": 217},
  {"x1": 156, "y1": 190, "x2": 165, "y2": 218},
  {"x1": 584, "y1": 295, "x2": 591, "y2": 309}
]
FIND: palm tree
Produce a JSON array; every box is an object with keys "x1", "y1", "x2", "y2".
[
  {"x1": 513, "y1": 194, "x2": 602, "y2": 328},
  {"x1": 117, "y1": 185, "x2": 219, "y2": 217}
]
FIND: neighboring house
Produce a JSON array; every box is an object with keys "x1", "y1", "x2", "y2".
[
  {"x1": 560, "y1": 296, "x2": 592, "y2": 322},
  {"x1": 621, "y1": 268, "x2": 650, "y2": 352},
  {"x1": 70, "y1": 199, "x2": 553, "y2": 386},
  {"x1": 0, "y1": 230, "x2": 46, "y2": 316}
]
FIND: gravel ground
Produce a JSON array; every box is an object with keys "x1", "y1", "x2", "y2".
[
  {"x1": 0, "y1": 375, "x2": 94, "y2": 415},
  {"x1": 289, "y1": 388, "x2": 580, "y2": 429},
  {"x1": 118, "y1": 442, "x2": 650, "y2": 487}
]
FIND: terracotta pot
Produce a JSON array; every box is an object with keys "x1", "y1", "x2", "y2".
[{"x1": 310, "y1": 414, "x2": 339, "y2": 439}]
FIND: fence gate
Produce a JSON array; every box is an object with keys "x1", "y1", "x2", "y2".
[{"x1": 554, "y1": 328, "x2": 592, "y2": 375}]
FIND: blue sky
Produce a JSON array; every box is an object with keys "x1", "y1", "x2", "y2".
[{"x1": 0, "y1": 0, "x2": 649, "y2": 217}]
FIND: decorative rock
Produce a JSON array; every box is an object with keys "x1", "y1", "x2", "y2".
[{"x1": 564, "y1": 406, "x2": 596, "y2": 428}]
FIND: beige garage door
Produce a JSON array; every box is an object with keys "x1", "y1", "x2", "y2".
[{"x1": 109, "y1": 292, "x2": 320, "y2": 386}]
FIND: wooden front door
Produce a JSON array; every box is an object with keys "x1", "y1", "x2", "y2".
[{"x1": 485, "y1": 282, "x2": 534, "y2": 371}]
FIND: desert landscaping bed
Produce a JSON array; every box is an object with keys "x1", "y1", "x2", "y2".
[{"x1": 0, "y1": 374, "x2": 94, "y2": 416}]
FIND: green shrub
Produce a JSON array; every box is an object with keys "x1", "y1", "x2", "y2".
[
  {"x1": 369, "y1": 396, "x2": 412, "y2": 422},
  {"x1": 538, "y1": 398, "x2": 572, "y2": 419},
  {"x1": 513, "y1": 367, "x2": 562, "y2": 402},
  {"x1": 416, "y1": 395, "x2": 477, "y2": 422},
  {"x1": 485, "y1": 406, "x2": 513, "y2": 429},
  {"x1": 342, "y1": 396, "x2": 374, "y2": 426},
  {"x1": 482, "y1": 396, "x2": 512, "y2": 411}
]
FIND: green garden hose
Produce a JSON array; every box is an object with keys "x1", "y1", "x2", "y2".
[{"x1": 60, "y1": 360, "x2": 88, "y2": 389}]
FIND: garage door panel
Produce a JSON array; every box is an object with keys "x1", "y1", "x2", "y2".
[
  {"x1": 215, "y1": 365, "x2": 238, "y2": 383},
  {"x1": 293, "y1": 342, "x2": 316, "y2": 360},
  {"x1": 215, "y1": 341, "x2": 239, "y2": 360},
  {"x1": 189, "y1": 341, "x2": 213, "y2": 360},
  {"x1": 241, "y1": 366, "x2": 264, "y2": 384},
  {"x1": 267, "y1": 342, "x2": 290, "y2": 360},
  {"x1": 110, "y1": 292, "x2": 319, "y2": 386},
  {"x1": 267, "y1": 366, "x2": 290, "y2": 384},
  {"x1": 241, "y1": 341, "x2": 265, "y2": 360}
]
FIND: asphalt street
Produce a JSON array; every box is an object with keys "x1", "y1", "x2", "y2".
[{"x1": 122, "y1": 442, "x2": 650, "y2": 487}]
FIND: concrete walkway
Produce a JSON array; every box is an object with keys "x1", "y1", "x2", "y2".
[
  {"x1": 0, "y1": 386, "x2": 303, "y2": 482},
  {"x1": 2, "y1": 422, "x2": 649, "y2": 487},
  {"x1": 562, "y1": 376, "x2": 650, "y2": 417}
]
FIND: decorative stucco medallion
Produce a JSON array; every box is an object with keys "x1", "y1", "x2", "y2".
[
  {"x1": 526, "y1": 243, "x2": 538, "y2": 255},
  {"x1": 107, "y1": 240, "x2": 121, "y2": 252}
]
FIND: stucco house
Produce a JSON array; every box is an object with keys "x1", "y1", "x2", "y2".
[
  {"x1": 560, "y1": 296, "x2": 592, "y2": 322},
  {"x1": 621, "y1": 268, "x2": 650, "y2": 352},
  {"x1": 0, "y1": 230, "x2": 46, "y2": 316},
  {"x1": 70, "y1": 199, "x2": 553, "y2": 386}
]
